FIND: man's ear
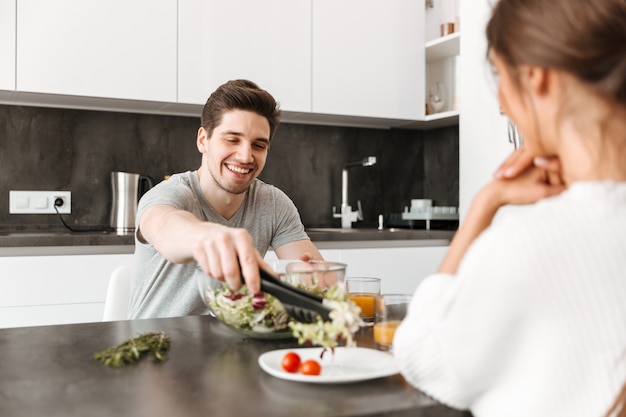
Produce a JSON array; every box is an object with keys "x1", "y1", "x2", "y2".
[{"x1": 197, "y1": 127, "x2": 208, "y2": 153}]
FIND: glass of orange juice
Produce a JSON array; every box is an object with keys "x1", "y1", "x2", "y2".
[
  {"x1": 373, "y1": 294, "x2": 412, "y2": 351},
  {"x1": 346, "y1": 277, "x2": 381, "y2": 325}
]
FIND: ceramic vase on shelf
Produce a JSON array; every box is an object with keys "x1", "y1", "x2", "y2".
[{"x1": 428, "y1": 82, "x2": 446, "y2": 114}]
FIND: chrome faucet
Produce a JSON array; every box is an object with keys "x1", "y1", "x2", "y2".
[{"x1": 333, "y1": 156, "x2": 377, "y2": 228}]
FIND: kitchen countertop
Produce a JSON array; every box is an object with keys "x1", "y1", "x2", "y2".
[
  {"x1": 0, "y1": 230, "x2": 136, "y2": 256},
  {"x1": 0, "y1": 314, "x2": 472, "y2": 417},
  {"x1": 0, "y1": 228, "x2": 454, "y2": 256},
  {"x1": 0, "y1": 230, "x2": 135, "y2": 246},
  {"x1": 305, "y1": 228, "x2": 454, "y2": 249}
]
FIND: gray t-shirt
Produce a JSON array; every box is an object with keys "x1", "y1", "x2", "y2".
[{"x1": 128, "y1": 170, "x2": 310, "y2": 319}]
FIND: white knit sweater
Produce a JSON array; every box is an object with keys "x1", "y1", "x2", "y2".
[{"x1": 393, "y1": 181, "x2": 626, "y2": 417}]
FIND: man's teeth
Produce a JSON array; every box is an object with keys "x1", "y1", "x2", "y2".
[{"x1": 228, "y1": 165, "x2": 251, "y2": 174}]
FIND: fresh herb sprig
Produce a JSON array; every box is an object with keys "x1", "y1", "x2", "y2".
[{"x1": 92, "y1": 332, "x2": 171, "y2": 368}]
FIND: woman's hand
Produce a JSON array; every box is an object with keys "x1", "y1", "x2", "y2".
[
  {"x1": 491, "y1": 146, "x2": 565, "y2": 207},
  {"x1": 493, "y1": 146, "x2": 536, "y2": 180},
  {"x1": 494, "y1": 146, "x2": 564, "y2": 186},
  {"x1": 438, "y1": 147, "x2": 566, "y2": 274}
]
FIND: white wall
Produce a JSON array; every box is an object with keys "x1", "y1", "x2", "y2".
[{"x1": 458, "y1": 0, "x2": 515, "y2": 220}]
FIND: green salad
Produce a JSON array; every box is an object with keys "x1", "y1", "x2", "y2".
[
  {"x1": 205, "y1": 281, "x2": 363, "y2": 349},
  {"x1": 206, "y1": 286, "x2": 291, "y2": 333},
  {"x1": 289, "y1": 283, "x2": 363, "y2": 349}
]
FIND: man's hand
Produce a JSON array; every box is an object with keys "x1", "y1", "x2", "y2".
[
  {"x1": 140, "y1": 205, "x2": 264, "y2": 294},
  {"x1": 192, "y1": 225, "x2": 264, "y2": 294}
]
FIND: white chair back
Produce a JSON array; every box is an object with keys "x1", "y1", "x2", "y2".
[{"x1": 102, "y1": 264, "x2": 133, "y2": 321}]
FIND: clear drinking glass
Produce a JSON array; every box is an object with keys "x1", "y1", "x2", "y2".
[
  {"x1": 374, "y1": 294, "x2": 412, "y2": 352},
  {"x1": 346, "y1": 277, "x2": 381, "y2": 325}
]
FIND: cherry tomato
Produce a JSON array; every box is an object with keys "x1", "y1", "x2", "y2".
[
  {"x1": 281, "y1": 352, "x2": 301, "y2": 373},
  {"x1": 300, "y1": 359, "x2": 322, "y2": 376}
]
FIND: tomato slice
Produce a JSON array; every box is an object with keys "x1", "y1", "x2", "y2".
[
  {"x1": 281, "y1": 352, "x2": 302, "y2": 373},
  {"x1": 300, "y1": 359, "x2": 322, "y2": 376}
]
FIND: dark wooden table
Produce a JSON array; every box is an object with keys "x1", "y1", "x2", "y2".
[{"x1": 0, "y1": 315, "x2": 471, "y2": 417}]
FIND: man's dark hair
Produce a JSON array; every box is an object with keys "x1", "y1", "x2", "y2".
[{"x1": 201, "y1": 79, "x2": 281, "y2": 139}]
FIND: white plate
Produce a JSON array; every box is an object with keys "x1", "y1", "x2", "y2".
[{"x1": 258, "y1": 347, "x2": 398, "y2": 384}]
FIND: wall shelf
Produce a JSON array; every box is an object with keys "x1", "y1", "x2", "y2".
[
  {"x1": 425, "y1": 109, "x2": 459, "y2": 122},
  {"x1": 426, "y1": 32, "x2": 460, "y2": 62},
  {"x1": 394, "y1": 110, "x2": 459, "y2": 130}
]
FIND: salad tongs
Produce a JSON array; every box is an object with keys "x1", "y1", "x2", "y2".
[{"x1": 258, "y1": 267, "x2": 332, "y2": 323}]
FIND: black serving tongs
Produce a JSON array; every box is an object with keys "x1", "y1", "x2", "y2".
[{"x1": 258, "y1": 267, "x2": 332, "y2": 323}]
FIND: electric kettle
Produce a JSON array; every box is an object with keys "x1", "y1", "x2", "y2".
[{"x1": 109, "y1": 171, "x2": 154, "y2": 234}]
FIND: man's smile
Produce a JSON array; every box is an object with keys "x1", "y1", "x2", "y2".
[{"x1": 226, "y1": 163, "x2": 252, "y2": 175}]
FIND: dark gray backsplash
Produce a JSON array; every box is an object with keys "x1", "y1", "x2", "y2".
[{"x1": 0, "y1": 104, "x2": 458, "y2": 231}]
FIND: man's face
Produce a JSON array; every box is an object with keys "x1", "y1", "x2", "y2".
[{"x1": 197, "y1": 109, "x2": 271, "y2": 195}]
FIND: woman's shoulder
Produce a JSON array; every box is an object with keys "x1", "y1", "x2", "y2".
[
  {"x1": 463, "y1": 182, "x2": 626, "y2": 280},
  {"x1": 493, "y1": 181, "x2": 626, "y2": 231}
]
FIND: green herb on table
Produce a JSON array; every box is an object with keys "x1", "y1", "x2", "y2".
[{"x1": 92, "y1": 332, "x2": 171, "y2": 368}]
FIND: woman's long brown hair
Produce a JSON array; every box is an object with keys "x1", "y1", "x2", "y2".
[
  {"x1": 485, "y1": 0, "x2": 626, "y2": 107},
  {"x1": 607, "y1": 381, "x2": 626, "y2": 417}
]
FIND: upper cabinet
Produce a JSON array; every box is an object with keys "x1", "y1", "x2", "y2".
[
  {"x1": 16, "y1": 0, "x2": 177, "y2": 102},
  {"x1": 0, "y1": 0, "x2": 16, "y2": 91},
  {"x1": 178, "y1": 0, "x2": 311, "y2": 113},
  {"x1": 422, "y1": 0, "x2": 459, "y2": 124},
  {"x1": 458, "y1": 0, "x2": 512, "y2": 220},
  {"x1": 2, "y1": 0, "x2": 457, "y2": 129},
  {"x1": 312, "y1": 0, "x2": 424, "y2": 121}
]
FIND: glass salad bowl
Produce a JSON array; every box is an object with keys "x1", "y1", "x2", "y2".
[{"x1": 196, "y1": 260, "x2": 348, "y2": 339}]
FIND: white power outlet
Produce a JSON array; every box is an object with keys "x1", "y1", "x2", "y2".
[{"x1": 9, "y1": 190, "x2": 72, "y2": 214}]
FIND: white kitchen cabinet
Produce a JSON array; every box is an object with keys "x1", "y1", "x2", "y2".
[
  {"x1": 2, "y1": 0, "x2": 459, "y2": 129},
  {"x1": 265, "y1": 245, "x2": 447, "y2": 296},
  {"x1": 177, "y1": 0, "x2": 311, "y2": 113},
  {"x1": 0, "y1": 0, "x2": 16, "y2": 91},
  {"x1": 458, "y1": 0, "x2": 513, "y2": 219},
  {"x1": 263, "y1": 249, "x2": 342, "y2": 266},
  {"x1": 311, "y1": 0, "x2": 424, "y2": 120},
  {"x1": 0, "y1": 245, "x2": 446, "y2": 329},
  {"x1": 337, "y1": 246, "x2": 447, "y2": 294},
  {"x1": 0, "y1": 253, "x2": 134, "y2": 328},
  {"x1": 178, "y1": 0, "x2": 425, "y2": 121},
  {"x1": 16, "y1": 0, "x2": 177, "y2": 102}
]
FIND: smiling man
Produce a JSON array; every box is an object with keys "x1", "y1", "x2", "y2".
[{"x1": 128, "y1": 79, "x2": 322, "y2": 319}]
